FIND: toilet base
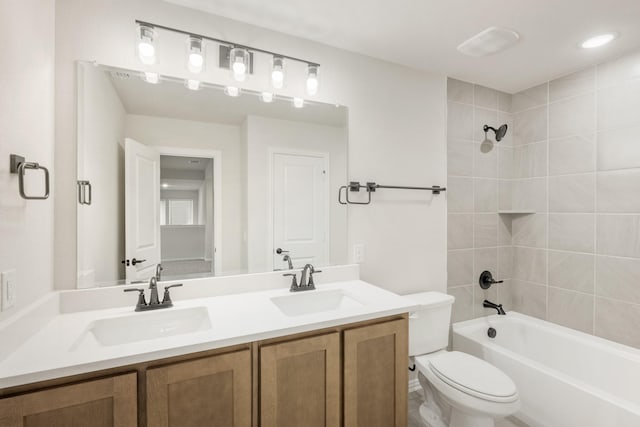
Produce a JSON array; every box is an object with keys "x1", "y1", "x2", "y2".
[
  {"x1": 419, "y1": 403, "x2": 447, "y2": 427},
  {"x1": 449, "y1": 409, "x2": 494, "y2": 427}
]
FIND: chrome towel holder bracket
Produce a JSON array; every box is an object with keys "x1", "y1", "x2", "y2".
[{"x1": 10, "y1": 154, "x2": 50, "y2": 200}]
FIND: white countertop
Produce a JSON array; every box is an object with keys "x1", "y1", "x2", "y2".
[{"x1": 0, "y1": 277, "x2": 418, "y2": 389}]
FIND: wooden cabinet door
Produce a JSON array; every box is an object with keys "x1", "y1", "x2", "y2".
[
  {"x1": 343, "y1": 318, "x2": 408, "y2": 427},
  {"x1": 0, "y1": 372, "x2": 137, "y2": 427},
  {"x1": 146, "y1": 349, "x2": 251, "y2": 427},
  {"x1": 260, "y1": 332, "x2": 340, "y2": 427}
]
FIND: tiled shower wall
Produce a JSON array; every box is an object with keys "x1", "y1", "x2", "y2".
[
  {"x1": 447, "y1": 49, "x2": 640, "y2": 349},
  {"x1": 446, "y1": 79, "x2": 514, "y2": 321}
]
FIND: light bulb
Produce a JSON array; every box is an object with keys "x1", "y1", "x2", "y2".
[
  {"x1": 224, "y1": 86, "x2": 240, "y2": 97},
  {"x1": 185, "y1": 79, "x2": 200, "y2": 90},
  {"x1": 293, "y1": 97, "x2": 304, "y2": 108},
  {"x1": 143, "y1": 72, "x2": 159, "y2": 84},
  {"x1": 137, "y1": 25, "x2": 156, "y2": 65},
  {"x1": 306, "y1": 65, "x2": 319, "y2": 95},
  {"x1": 271, "y1": 56, "x2": 285, "y2": 89},
  {"x1": 261, "y1": 92, "x2": 274, "y2": 103},
  {"x1": 186, "y1": 37, "x2": 204, "y2": 73},
  {"x1": 229, "y1": 48, "x2": 249, "y2": 82}
]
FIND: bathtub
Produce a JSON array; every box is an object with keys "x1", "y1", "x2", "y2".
[{"x1": 452, "y1": 312, "x2": 640, "y2": 427}]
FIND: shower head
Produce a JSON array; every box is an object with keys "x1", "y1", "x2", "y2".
[{"x1": 483, "y1": 124, "x2": 508, "y2": 142}]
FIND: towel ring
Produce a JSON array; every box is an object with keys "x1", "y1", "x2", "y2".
[{"x1": 10, "y1": 154, "x2": 50, "y2": 200}]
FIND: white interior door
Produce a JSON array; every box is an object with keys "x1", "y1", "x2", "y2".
[
  {"x1": 272, "y1": 152, "x2": 328, "y2": 270},
  {"x1": 125, "y1": 138, "x2": 161, "y2": 281}
]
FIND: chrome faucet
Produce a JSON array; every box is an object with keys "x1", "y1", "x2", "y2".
[
  {"x1": 483, "y1": 300, "x2": 506, "y2": 315},
  {"x1": 155, "y1": 263, "x2": 163, "y2": 281},
  {"x1": 124, "y1": 276, "x2": 183, "y2": 311},
  {"x1": 282, "y1": 254, "x2": 294, "y2": 270},
  {"x1": 283, "y1": 264, "x2": 322, "y2": 292}
]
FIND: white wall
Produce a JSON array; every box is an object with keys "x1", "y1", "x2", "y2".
[
  {"x1": 77, "y1": 63, "x2": 127, "y2": 286},
  {"x1": 0, "y1": 0, "x2": 55, "y2": 320},
  {"x1": 245, "y1": 115, "x2": 347, "y2": 272},
  {"x1": 54, "y1": 0, "x2": 447, "y2": 295},
  {"x1": 125, "y1": 114, "x2": 245, "y2": 273}
]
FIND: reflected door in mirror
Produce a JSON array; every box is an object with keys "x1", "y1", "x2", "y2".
[{"x1": 272, "y1": 152, "x2": 328, "y2": 270}]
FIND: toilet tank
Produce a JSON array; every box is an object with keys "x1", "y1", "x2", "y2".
[{"x1": 404, "y1": 292, "x2": 455, "y2": 357}]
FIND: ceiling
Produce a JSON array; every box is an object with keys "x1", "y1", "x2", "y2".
[
  {"x1": 108, "y1": 69, "x2": 347, "y2": 126},
  {"x1": 165, "y1": 0, "x2": 640, "y2": 93}
]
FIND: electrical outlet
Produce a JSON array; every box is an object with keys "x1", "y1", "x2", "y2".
[
  {"x1": 353, "y1": 244, "x2": 365, "y2": 263},
  {"x1": 1, "y1": 269, "x2": 16, "y2": 311}
]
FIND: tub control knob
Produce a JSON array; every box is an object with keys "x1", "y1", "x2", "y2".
[{"x1": 479, "y1": 270, "x2": 503, "y2": 289}]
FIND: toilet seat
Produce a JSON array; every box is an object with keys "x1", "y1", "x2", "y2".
[
  {"x1": 427, "y1": 351, "x2": 518, "y2": 403},
  {"x1": 415, "y1": 351, "x2": 520, "y2": 419}
]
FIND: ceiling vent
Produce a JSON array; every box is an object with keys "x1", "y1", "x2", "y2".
[
  {"x1": 110, "y1": 70, "x2": 131, "y2": 80},
  {"x1": 457, "y1": 27, "x2": 520, "y2": 57}
]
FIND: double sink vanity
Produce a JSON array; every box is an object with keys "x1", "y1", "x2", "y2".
[{"x1": 0, "y1": 265, "x2": 417, "y2": 426}]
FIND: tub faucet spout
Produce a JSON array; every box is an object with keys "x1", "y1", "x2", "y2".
[{"x1": 483, "y1": 299, "x2": 506, "y2": 315}]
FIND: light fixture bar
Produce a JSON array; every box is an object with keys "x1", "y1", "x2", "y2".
[{"x1": 135, "y1": 20, "x2": 320, "y2": 67}]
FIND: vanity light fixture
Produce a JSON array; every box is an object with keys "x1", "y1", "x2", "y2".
[
  {"x1": 224, "y1": 86, "x2": 240, "y2": 97},
  {"x1": 271, "y1": 56, "x2": 285, "y2": 89},
  {"x1": 292, "y1": 97, "x2": 304, "y2": 108},
  {"x1": 581, "y1": 33, "x2": 618, "y2": 49},
  {"x1": 306, "y1": 64, "x2": 319, "y2": 95},
  {"x1": 133, "y1": 20, "x2": 321, "y2": 95},
  {"x1": 185, "y1": 79, "x2": 200, "y2": 90},
  {"x1": 143, "y1": 72, "x2": 160, "y2": 84},
  {"x1": 186, "y1": 36, "x2": 205, "y2": 73},
  {"x1": 137, "y1": 24, "x2": 157, "y2": 65},
  {"x1": 261, "y1": 92, "x2": 274, "y2": 103}
]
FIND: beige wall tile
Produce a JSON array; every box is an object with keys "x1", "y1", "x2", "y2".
[
  {"x1": 512, "y1": 142, "x2": 547, "y2": 178},
  {"x1": 514, "y1": 106, "x2": 548, "y2": 145},
  {"x1": 548, "y1": 251, "x2": 594, "y2": 293},
  {"x1": 448, "y1": 101, "x2": 474, "y2": 140},
  {"x1": 473, "y1": 141, "x2": 498, "y2": 178},
  {"x1": 513, "y1": 83, "x2": 548, "y2": 113},
  {"x1": 474, "y1": 179, "x2": 498, "y2": 212},
  {"x1": 597, "y1": 51, "x2": 640, "y2": 89},
  {"x1": 549, "y1": 68, "x2": 595, "y2": 102},
  {"x1": 474, "y1": 213, "x2": 498, "y2": 248},
  {"x1": 513, "y1": 247, "x2": 547, "y2": 284},
  {"x1": 549, "y1": 174, "x2": 595, "y2": 213},
  {"x1": 596, "y1": 255, "x2": 640, "y2": 304},
  {"x1": 548, "y1": 287, "x2": 594, "y2": 333},
  {"x1": 549, "y1": 134, "x2": 595, "y2": 175},
  {"x1": 448, "y1": 285, "x2": 473, "y2": 323},
  {"x1": 595, "y1": 298, "x2": 640, "y2": 349},
  {"x1": 512, "y1": 213, "x2": 547, "y2": 248},
  {"x1": 596, "y1": 214, "x2": 640, "y2": 258},
  {"x1": 448, "y1": 249, "x2": 474, "y2": 287},
  {"x1": 498, "y1": 246, "x2": 513, "y2": 279},
  {"x1": 448, "y1": 139, "x2": 474, "y2": 176},
  {"x1": 498, "y1": 92, "x2": 512, "y2": 113},
  {"x1": 597, "y1": 169, "x2": 640, "y2": 213},
  {"x1": 512, "y1": 178, "x2": 547, "y2": 212},
  {"x1": 474, "y1": 85, "x2": 499, "y2": 110},
  {"x1": 510, "y1": 280, "x2": 547, "y2": 319},
  {"x1": 597, "y1": 81, "x2": 640, "y2": 131},
  {"x1": 448, "y1": 177, "x2": 474, "y2": 212},
  {"x1": 549, "y1": 93, "x2": 596, "y2": 139},
  {"x1": 448, "y1": 214, "x2": 473, "y2": 249},
  {"x1": 597, "y1": 126, "x2": 640, "y2": 171},
  {"x1": 447, "y1": 78, "x2": 474, "y2": 103},
  {"x1": 549, "y1": 213, "x2": 595, "y2": 253}
]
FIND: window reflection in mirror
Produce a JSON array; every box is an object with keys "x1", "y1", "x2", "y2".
[{"x1": 76, "y1": 62, "x2": 348, "y2": 287}]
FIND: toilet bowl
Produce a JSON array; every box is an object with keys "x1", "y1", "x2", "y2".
[{"x1": 406, "y1": 292, "x2": 520, "y2": 427}]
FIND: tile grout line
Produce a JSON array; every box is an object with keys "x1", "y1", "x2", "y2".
[{"x1": 593, "y1": 63, "x2": 599, "y2": 335}]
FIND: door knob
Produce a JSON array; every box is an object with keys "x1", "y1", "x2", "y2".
[
  {"x1": 276, "y1": 248, "x2": 289, "y2": 255},
  {"x1": 131, "y1": 258, "x2": 146, "y2": 266}
]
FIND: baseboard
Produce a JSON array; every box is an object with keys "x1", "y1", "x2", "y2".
[{"x1": 408, "y1": 378, "x2": 421, "y2": 393}]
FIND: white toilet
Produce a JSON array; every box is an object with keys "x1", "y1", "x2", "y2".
[{"x1": 406, "y1": 292, "x2": 520, "y2": 427}]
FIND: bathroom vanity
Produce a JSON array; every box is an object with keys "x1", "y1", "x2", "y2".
[{"x1": 0, "y1": 269, "x2": 416, "y2": 427}]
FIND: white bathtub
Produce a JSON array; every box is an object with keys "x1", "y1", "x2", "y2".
[{"x1": 452, "y1": 312, "x2": 640, "y2": 427}]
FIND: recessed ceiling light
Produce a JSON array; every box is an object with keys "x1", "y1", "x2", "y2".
[{"x1": 581, "y1": 33, "x2": 618, "y2": 49}]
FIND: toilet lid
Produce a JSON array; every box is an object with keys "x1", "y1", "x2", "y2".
[{"x1": 428, "y1": 351, "x2": 517, "y2": 401}]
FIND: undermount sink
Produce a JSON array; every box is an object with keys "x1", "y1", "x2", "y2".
[
  {"x1": 86, "y1": 306, "x2": 212, "y2": 347},
  {"x1": 271, "y1": 289, "x2": 363, "y2": 317}
]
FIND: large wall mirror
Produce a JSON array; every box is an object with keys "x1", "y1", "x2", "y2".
[{"x1": 76, "y1": 62, "x2": 348, "y2": 287}]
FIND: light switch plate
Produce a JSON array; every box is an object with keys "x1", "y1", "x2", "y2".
[{"x1": 1, "y1": 269, "x2": 16, "y2": 311}]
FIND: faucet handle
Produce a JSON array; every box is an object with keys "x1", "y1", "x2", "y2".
[
  {"x1": 124, "y1": 288, "x2": 147, "y2": 308},
  {"x1": 161, "y1": 283, "x2": 182, "y2": 305},
  {"x1": 283, "y1": 273, "x2": 298, "y2": 291},
  {"x1": 308, "y1": 269, "x2": 322, "y2": 287}
]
